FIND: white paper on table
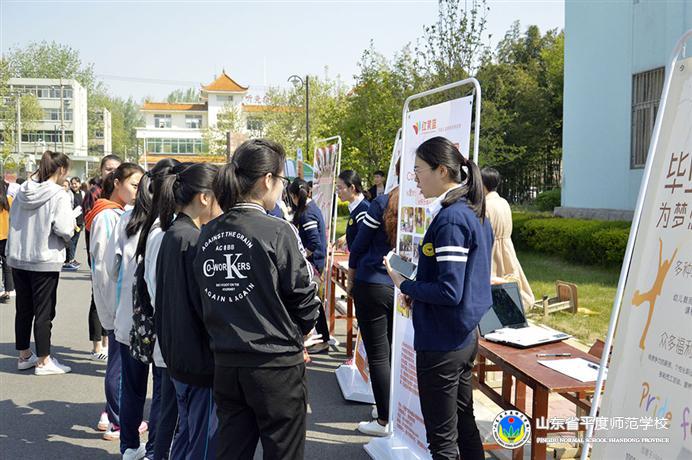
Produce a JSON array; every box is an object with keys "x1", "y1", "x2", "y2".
[{"x1": 538, "y1": 358, "x2": 608, "y2": 382}]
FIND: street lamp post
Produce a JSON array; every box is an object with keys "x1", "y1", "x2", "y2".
[{"x1": 287, "y1": 74, "x2": 309, "y2": 159}]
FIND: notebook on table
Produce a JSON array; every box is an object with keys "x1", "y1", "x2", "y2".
[{"x1": 478, "y1": 282, "x2": 571, "y2": 348}]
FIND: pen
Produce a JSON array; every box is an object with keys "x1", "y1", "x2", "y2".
[
  {"x1": 587, "y1": 362, "x2": 600, "y2": 370},
  {"x1": 536, "y1": 353, "x2": 571, "y2": 357}
]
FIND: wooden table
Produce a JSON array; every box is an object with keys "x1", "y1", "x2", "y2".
[
  {"x1": 326, "y1": 254, "x2": 355, "y2": 357},
  {"x1": 474, "y1": 338, "x2": 598, "y2": 460}
]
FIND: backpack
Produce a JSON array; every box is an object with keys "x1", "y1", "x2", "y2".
[{"x1": 129, "y1": 259, "x2": 156, "y2": 364}]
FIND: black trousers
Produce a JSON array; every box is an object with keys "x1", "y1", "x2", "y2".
[
  {"x1": 352, "y1": 281, "x2": 393, "y2": 421},
  {"x1": 0, "y1": 240, "x2": 14, "y2": 292},
  {"x1": 416, "y1": 332, "x2": 484, "y2": 460},
  {"x1": 13, "y1": 269, "x2": 60, "y2": 357},
  {"x1": 213, "y1": 363, "x2": 307, "y2": 460},
  {"x1": 88, "y1": 291, "x2": 106, "y2": 341},
  {"x1": 154, "y1": 366, "x2": 179, "y2": 460}
]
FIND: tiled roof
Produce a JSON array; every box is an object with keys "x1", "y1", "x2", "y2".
[{"x1": 202, "y1": 71, "x2": 248, "y2": 92}]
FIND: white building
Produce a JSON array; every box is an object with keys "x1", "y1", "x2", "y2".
[
  {"x1": 89, "y1": 107, "x2": 112, "y2": 158},
  {"x1": 1, "y1": 77, "x2": 105, "y2": 179},
  {"x1": 559, "y1": 1, "x2": 692, "y2": 220},
  {"x1": 136, "y1": 70, "x2": 267, "y2": 167}
]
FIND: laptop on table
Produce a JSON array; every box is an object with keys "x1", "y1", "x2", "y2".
[{"x1": 478, "y1": 282, "x2": 571, "y2": 348}]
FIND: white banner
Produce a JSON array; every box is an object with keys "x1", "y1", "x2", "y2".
[
  {"x1": 366, "y1": 95, "x2": 474, "y2": 459},
  {"x1": 593, "y1": 56, "x2": 692, "y2": 460},
  {"x1": 385, "y1": 129, "x2": 403, "y2": 194}
]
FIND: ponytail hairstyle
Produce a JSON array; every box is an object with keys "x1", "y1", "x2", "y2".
[
  {"x1": 0, "y1": 181, "x2": 9, "y2": 212},
  {"x1": 159, "y1": 162, "x2": 219, "y2": 231},
  {"x1": 135, "y1": 159, "x2": 181, "y2": 259},
  {"x1": 337, "y1": 170, "x2": 364, "y2": 194},
  {"x1": 382, "y1": 157, "x2": 401, "y2": 249},
  {"x1": 415, "y1": 136, "x2": 485, "y2": 220},
  {"x1": 101, "y1": 173, "x2": 116, "y2": 199},
  {"x1": 288, "y1": 178, "x2": 310, "y2": 227},
  {"x1": 214, "y1": 138, "x2": 286, "y2": 212},
  {"x1": 34, "y1": 150, "x2": 70, "y2": 183}
]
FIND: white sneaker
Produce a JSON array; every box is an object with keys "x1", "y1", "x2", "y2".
[
  {"x1": 34, "y1": 357, "x2": 72, "y2": 375},
  {"x1": 329, "y1": 335, "x2": 340, "y2": 347},
  {"x1": 97, "y1": 411, "x2": 110, "y2": 431},
  {"x1": 122, "y1": 443, "x2": 146, "y2": 460},
  {"x1": 357, "y1": 419, "x2": 389, "y2": 437},
  {"x1": 103, "y1": 423, "x2": 120, "y2": 441},
  {"x1": 18, "y1": 353, "x2": 39, "y2": 370},
  {"x1": 371, "y1": 406, "x2": 378, "y2": 420}
]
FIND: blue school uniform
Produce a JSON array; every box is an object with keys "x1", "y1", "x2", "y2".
[
  {"x1": 345, "y1": 197, "x2": 370, "y2": 249},
  {"x1": 348, "y1": 194, "x2": 394, "y2": 286},
  {"x1": 297, "y1": 200, "x2": 327, "y2": 274}
]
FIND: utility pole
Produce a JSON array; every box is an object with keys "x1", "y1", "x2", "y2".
[
  {"x1": 226, "y1": 131, "x2": 232, "y2": 162},
  {"x1": 305, "y1": 75, "x2": 310, "y2": 160},
  {"x1": 15, "y1": 94, "x2": 22, "y2": 158}
]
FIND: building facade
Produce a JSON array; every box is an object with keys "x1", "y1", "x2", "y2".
[
  {"x1": 136, "y1": 71, "x2": 267, "y2": 167},
  {"x1": 559, "y1": 0, "x2": 692, "y2": 220}
]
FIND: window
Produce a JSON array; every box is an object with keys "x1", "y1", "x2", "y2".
[
  {"x1": 21, "y1": 130, "x2": 74, "y2": 143},
  {"x1": 185, "y1": 115, "x2": 203, "y2": 129},
  {"x1": 62, "y1": 88, "x2": 73, "y2": 99},
  {"x1": 36, "y1": 87, "x2": 50, "y2": 98},
  {"x1": 246, "y1": 117, "x2": 263, "y2": 132},
  {"x1": 146, "y1": 138, "x2": 204, "y2": 154},
  {"x1": 631, "y1": 67, "x2": 665, "y2": 168},
  {"x1": 154, "y1": 114, "x2": 172, "y2": 128},
  {"x1": 217, "y1": 95, "x2": 234, "y2": 103},
  {"x1": 43, "y1": 108, "x2": 72, "y2": 121}
]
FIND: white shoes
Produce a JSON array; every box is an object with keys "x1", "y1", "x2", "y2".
[
  {"x1": 34, "y1": 357, "x2": 72, "y2": 375},
  {"x1": 122, "y1": 443, "x2": 146, "y2": 460},
  {"x1": 357, "y1": 419, "x2": 390, "y2": 437},
  {"x1": 17, "y1": 353, "x2": 39, "y2": 370},
  {"x1": 371, "y1": 406, "x2": 378, "y2": 420},
  {"x1": 97, "y1": 411, "x2": 110, "y2": 431}
]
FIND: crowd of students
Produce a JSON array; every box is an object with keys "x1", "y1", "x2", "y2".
[{"x1": 5, "y1": 134, "x2": 530, "y2": 460}]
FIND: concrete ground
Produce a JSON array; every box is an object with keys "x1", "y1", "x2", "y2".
[{"x1": 0, "y1": 242, "x2": 586, "y2": 459}]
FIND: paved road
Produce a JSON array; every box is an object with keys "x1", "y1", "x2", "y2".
[{"x1": 0, "y1": 243, "x2": 373, "y2": 459}]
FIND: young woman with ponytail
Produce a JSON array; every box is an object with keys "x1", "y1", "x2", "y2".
[
  {"x1": 8, "y1": 150, "x2": 75, "y2": 375},
  {"x1": 155, "y1": 162, "x2": 221, "y2": 459},
  {"x1": 384, "y1": 136, "x2": 493, "y2": 460},
  {"x1": 194, "y1": 139, "x2": 320, "y2": 459},
  {"x1": 287, "y1": 177, "x2": 330, "y2": 354},
  {"x1": 134, "y1": 158, "x2": 180, "y2": 460}
]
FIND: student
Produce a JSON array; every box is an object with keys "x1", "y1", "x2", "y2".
[
  {"x1": 135, "y1": 159, "x2": 181, "y2": 460},
  {"x1": 83, "y1": 154, "x2": 122, "y2": 369},
  {"x1": 367, "y1": 170, "x2": 385, "y2": 200},
  {"x1": 335, "y1": 170, "x2": 369, "y2": 250},
  {"x1": 287, "y1": 178, "x2": 330, "y2": 354},
  {"x1": 384, "y1": 136, "x2": 492, "y2": 460},
  {"x1": 64, "y1": 176, "x2": 85, "y2": 270},
  {"x1": 86, "y1": 162, "x2": 145, "y2": 441},
  {"x1": 155, "y1": 162, "x2": 221, "y2": 460},
  {"x1": 195, "y1": 139, "x2": 320, "y2": 460},
  {"x1": 106, "y1": 165, "x2": 170, "y2": 460},
  {"x1": 481, "y1": 167, "x2": 535, "y2": 309},
  {"x1": 0, "y1": 180, "x2": 15, "y2": 303},
  {"x1": 347, "y1": 174, "x2": 398, "y2": 437},
  {"x1": 7, "y1": 151, "x2": 75, "y2": 375}
]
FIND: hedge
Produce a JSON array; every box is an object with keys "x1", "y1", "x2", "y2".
[{"x1": 512, "y1": 213, "x2": 631, "y2": 267}]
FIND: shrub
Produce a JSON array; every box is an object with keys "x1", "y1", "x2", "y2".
[{"x1": 535, "y1": 188, "x2": 561, "y2": 212}]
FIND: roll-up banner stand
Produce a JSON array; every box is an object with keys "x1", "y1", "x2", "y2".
[
  {"x1": 366, "y1": 78, "x2": 481, "y2": 460},
  {"x1": 583, "y1": 30, "x2": 692, "y2": 460}
]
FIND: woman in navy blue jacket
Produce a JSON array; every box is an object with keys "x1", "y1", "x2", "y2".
[
  {"x1": 335, "y1": 170, "x2": 369, "y2": 250},
  {"x1": 385, "y1": 137, "x2": 493, "y2": 460},
  {"x1": 288, "y1": 178, "x2": 330, "y2": 354}
]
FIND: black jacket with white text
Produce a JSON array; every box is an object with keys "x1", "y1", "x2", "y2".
[{"x1": 193, "y1": 203, "x2": 321, "y2": 368}]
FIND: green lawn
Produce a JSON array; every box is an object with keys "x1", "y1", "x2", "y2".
[{"x1": 518, "y1": 250, "x2": 620, "y2": 344}]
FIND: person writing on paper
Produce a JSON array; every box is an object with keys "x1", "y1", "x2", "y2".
[
  {"x1": 384, "y1": 137, "x2": 492, "y2": 460},
  {"x1": 334, "y1": 170, "x2": 369, "y2": 251},
  {"x1": 482, "y1": 167, "x2": 535, "y2": 309}
]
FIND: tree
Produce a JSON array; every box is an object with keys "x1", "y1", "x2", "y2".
[
  {"x1": 166, "y1": 87, "x2": 200, "y2": 103},
  {"x1": 203, "y1": 103, "x2": 243, "y2": 155}
]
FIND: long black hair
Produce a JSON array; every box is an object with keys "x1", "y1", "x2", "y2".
[
  {"x1": 134, "y1": 159, "x2": 180, "y2": 259},
  {"x1": 287, "y1": 178, "x2": 310, "y2": 227},
  {"x1": 337, "y1": 170, "x2": 364, "y2": 194},
  {"x1": 126, "y1": 160, "x2": 178, "y2": 238},
  {"x1": 0, "y1": 181, "x2": 9, "y2": 212},
  {"x1": 159, "y1": 162, "x2": 219, "y2": 231},
  {"x1": 214, "y1": 138, "x2": 286, "y2": 212},
  {"x1": 415, "y1": 136, "x2": 485, "y2": 219},
  {"x1": 105, "y1": 162, "x2": 145, "y2": 204}
]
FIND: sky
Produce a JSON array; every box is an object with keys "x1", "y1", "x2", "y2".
[{"x1": 1, "y1": 0, "x2": 564, "y2": 102}]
